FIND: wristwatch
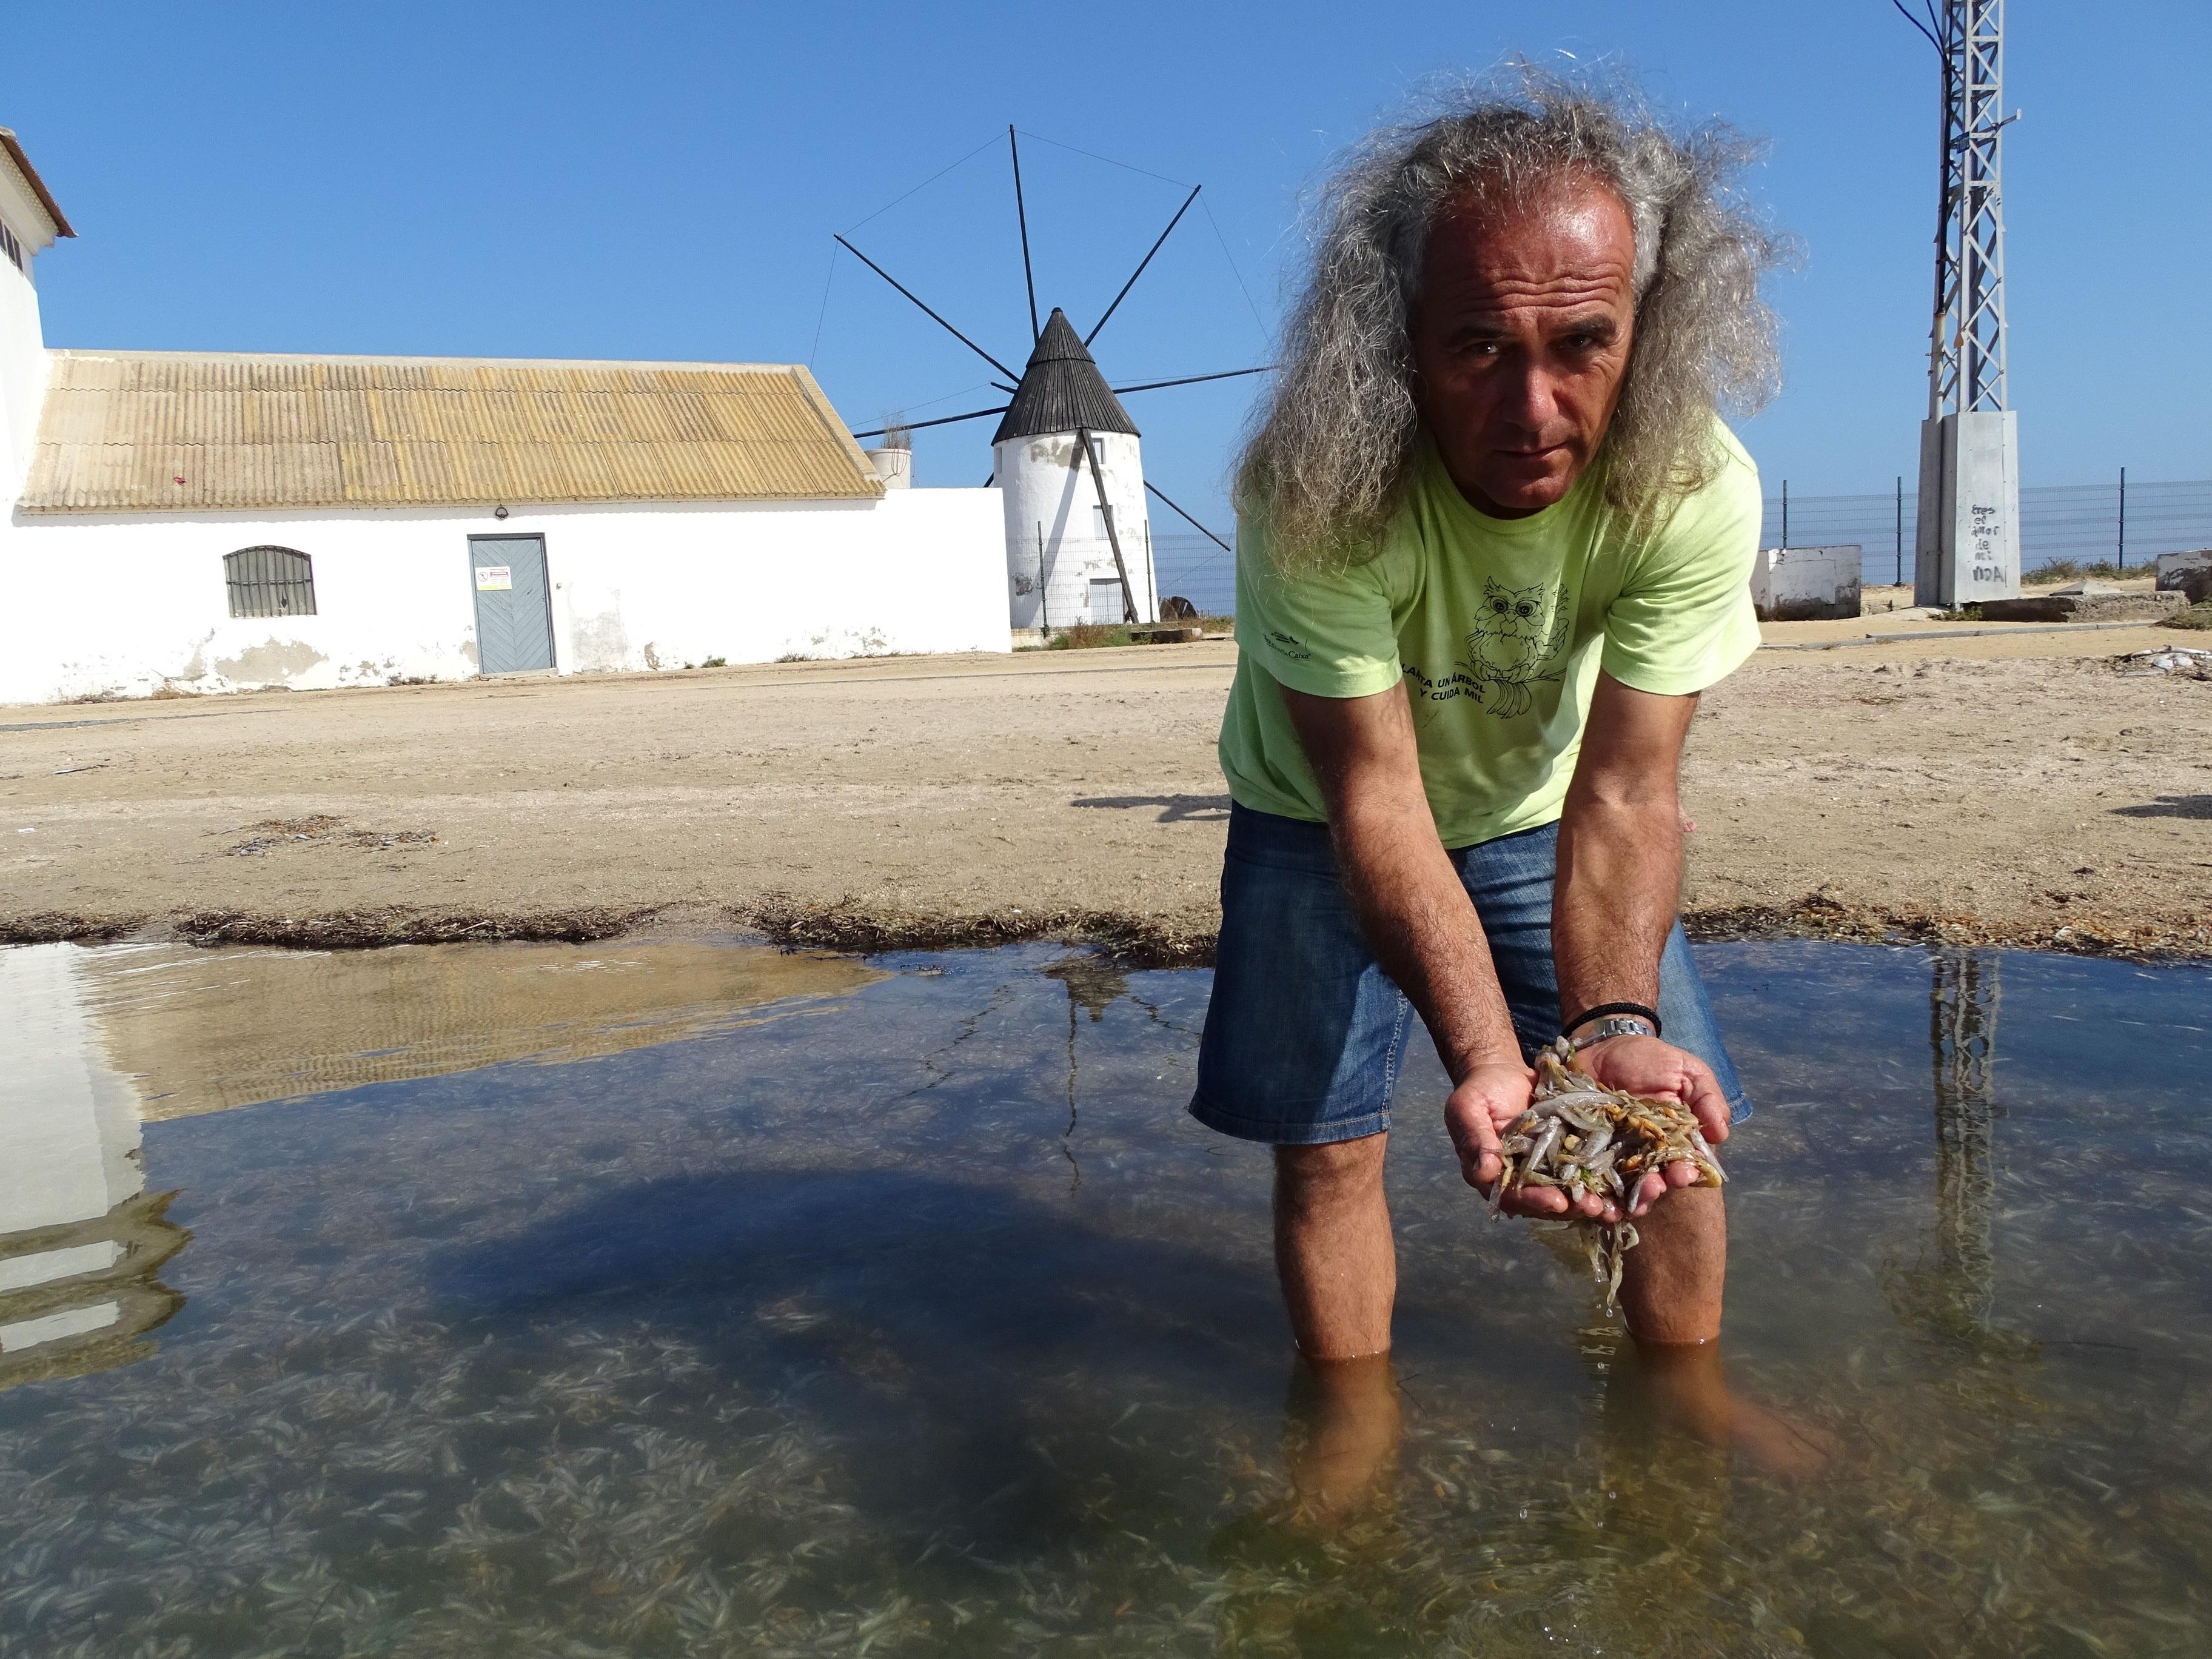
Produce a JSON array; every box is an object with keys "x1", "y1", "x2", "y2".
[{"x1": 1569, "y1": 1014, "x2": 1657, "y2": 1051}]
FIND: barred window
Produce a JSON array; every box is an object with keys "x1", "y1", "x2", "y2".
[
  {"x1": 224, "y1": 546, "x2": 317, "y2": 618},
  {"x1": 0, "y1": 220, "x2": 22, "y2": 272}
]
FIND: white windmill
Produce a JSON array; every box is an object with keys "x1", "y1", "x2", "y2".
[{"x1": 836, "y1": 129, "x2": 1267, "y2": 631}]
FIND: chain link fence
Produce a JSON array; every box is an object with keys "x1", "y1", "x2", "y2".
[
  {"x1": 1151, "y1": 534, "x2": 1238, "y2": 617},
  {"x1": 1759, "y1": 477, "x2": 2212, "y2": 589},
  {"x1": 1156, "y1": 478, "x2": 2212, "y2": 612}
]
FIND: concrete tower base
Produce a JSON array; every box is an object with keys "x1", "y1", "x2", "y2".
[{"x1": 1914, "y1": 411, "x2": 2021, "y2": 608}]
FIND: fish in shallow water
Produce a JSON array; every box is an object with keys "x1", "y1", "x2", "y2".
[{"x1": 1491, "y1": 1038, "x2": 1725, "y2": 1311}]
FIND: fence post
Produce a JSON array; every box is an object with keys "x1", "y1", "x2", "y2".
[
  {"x1": 2117, "y1": 467, "x2": 2127, "y2": 571},
  {"x1": 1781, "y1": 480, "x2": 1789, "y2": 550},
  {"x1": 1895, "y1": 475, "x2": 1904, "y2": 586}
]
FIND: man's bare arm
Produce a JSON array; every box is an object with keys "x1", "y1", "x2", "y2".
[
  {"x1": 1554, "y1": 671, "x2": 1732, "y2": 1212},
  {"x1": 1553, "y1": 671, "x2": 1693, "y2": 1024},
  {"x1": 1278, "y1": 682, "x2": 1567, "y2": 1202},
  {"x1": 1278, "y1": 682, "x2": 1520, "y2": 1079}
]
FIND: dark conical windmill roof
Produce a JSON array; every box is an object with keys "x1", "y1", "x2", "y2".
[{"x1": 991, "y1": 308, "x2": 1139, "y2": 445}]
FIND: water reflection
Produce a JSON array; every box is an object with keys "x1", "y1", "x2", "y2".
[
  {"x1": 82, "y1": 937, "x2": 883, "y2": 1119},
  {"x1": 0, "y1": 937, "x2": 882, "y2": 1393},
  {"x1": 0, "y1": 946, "x2": 189, "y2": 1390},
  {"x1": 0, "y1": 938, "x2": 2205, "y2": 1657},
  {"x1": 1883, "y1": 952, "x2": 2038, "y2": 1361},
  {"x1": 1041, "y1": 951, "x2": 1132, "y2": 1188},
  {"x1": 1931, "y1": 951, "x2": 2001, "y2": 1324}
]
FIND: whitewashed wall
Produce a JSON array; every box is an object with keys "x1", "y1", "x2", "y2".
[
  {"x1": 0, "y1": 488, "x2": 1008, "y2": 705},
  {"x1": 995, "y1": 429, "x2": 1156, "y2": 628},
  {"x1": 0, "y1": 173, "x2": 58, "y2": 498},
  {"x1": 1749, "y1": 544, "x2": 1863, "y2": 622}
]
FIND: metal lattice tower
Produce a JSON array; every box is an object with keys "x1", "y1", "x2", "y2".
[{"x1": 1923, "y1": 0, "x2": 2011, "y2": 418}]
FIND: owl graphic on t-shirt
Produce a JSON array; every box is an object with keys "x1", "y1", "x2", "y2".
[{"x1": 1466, "y1": 578, "x2": 1572, "y2": 719}]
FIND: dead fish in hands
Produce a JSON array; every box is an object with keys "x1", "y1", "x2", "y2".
[{"x1": 1490, "y1": 1038, "x2": 1726, "y2": 1312}]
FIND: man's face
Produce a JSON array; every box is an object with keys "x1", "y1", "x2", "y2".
[{"x1": 1409, "y1": 181, "x2": 1638, "y2": 518}]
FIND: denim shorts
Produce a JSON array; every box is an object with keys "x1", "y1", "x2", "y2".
[{"x1": 1188, "y1": 803, "x2": 1751, "y2": 1145}]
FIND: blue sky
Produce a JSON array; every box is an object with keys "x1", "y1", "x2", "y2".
[{"x1": 4, "y1": 1, "x2": 2206, "y2": 531}]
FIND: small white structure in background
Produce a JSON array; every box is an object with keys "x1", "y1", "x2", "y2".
[
  {"x1": 864, "y1": 436, "x2": 913, "y2": 490},
  {"x1": 2155, "y1": 548, "x2": 2211, "y2": 600},
  {"x1": 994, "y1": 309, "x2": 1155, "y2": 632},
  {"x1": 1749, "y1": 544, "x2": 1863, "y2": 622},
  {"x1": 0, "y1": 126, "x2": 1010, "y2": 705}
]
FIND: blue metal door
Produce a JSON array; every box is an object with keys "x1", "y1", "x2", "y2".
[{"x1": 468, "y1": 536, "x2": 555, "y2": 675}]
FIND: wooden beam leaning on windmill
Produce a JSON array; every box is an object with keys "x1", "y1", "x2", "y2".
[{"x1": 1189, "y1": 66, "x2": 1829, "y2": 1487}]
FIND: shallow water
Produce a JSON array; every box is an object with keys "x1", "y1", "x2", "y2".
[{"x1": 1, "y1": 935, "x2": 2208, "y2": 1657}]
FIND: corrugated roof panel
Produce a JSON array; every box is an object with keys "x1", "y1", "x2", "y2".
[
  {"x1": 40, "y1": 386, "x2": 109, "y2": 447},
  {"x1": 731, "y1": 396, "x2": 807, "y2": 444},
  {"x1": 386, "y1": 441, "x2": 444, "y2": 500},
  {"x1": 532, "y1": 392, "x2": 588, "y2": 445},
  {"x1": 335, "y1": 440, "x2": 394, "y2": 503},
  {"x1": 650, "y1": 390, "x2": 709, "y2": 444},
  {"x1": 579, "y1": 443, "x2": 638, "y2": 497},
  {"x1": 62, "y1": 355, "x2": 121, "y2": 392},
  {"x1": 19, "y1": 351, "x2": 883, "y2": 512},
  {"x1": 611, "y1": 394, "x2": 682, "y2": 443},
  {"x1": 312, "y1": 389, "x2": 372, "y2": 444}
]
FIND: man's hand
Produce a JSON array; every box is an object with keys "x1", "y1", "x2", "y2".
[
  {"x1": 1447, "y1": 1058, "x2": 1626, "y2": 1222},
  {"x1": 1444, "y1": 1058, "x2": 1533, "y2": 1197},
  {"x1": 1577, "y1": 1033, "x2": 1731, "y2": 1218}
]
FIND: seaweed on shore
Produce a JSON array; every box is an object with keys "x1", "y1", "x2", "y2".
[{"x1": 2, "y1": 890, "x2": 2206, "y2": 965}]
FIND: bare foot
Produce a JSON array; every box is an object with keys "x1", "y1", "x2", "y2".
[
  {"x1": 1283, "y1": 1351, "x2": 1403, "y2": 1523},
  {"x1": 1637, "y1": 1341, "x2": 1834, "y2": 1476}
]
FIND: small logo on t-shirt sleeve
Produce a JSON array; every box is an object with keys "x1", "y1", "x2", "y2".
[{"x1": 1262, "y1": 628, "x2": 1311, "y2": 662}]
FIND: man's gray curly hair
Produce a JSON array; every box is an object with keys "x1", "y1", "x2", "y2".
[{"x1": 1239, "y1": 65, "x2": 1788, "y2": 566}]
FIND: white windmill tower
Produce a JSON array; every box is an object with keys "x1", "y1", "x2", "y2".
[
  {"x1": 835, "y1": 129, "x2": 1267, "y2": 632},
  {"x1": 993, "y1": 307, "x2": 1152, "y2": 628}
]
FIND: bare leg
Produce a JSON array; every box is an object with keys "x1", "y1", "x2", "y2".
[
  {"x1": 1618, "y1": 1182, "x2": 1725, "y2": 1345},
  {"x1": 1284, "y1": 1352, "x2": 1403, "y2": 1523},
  {"x1": 1273, "y1": 1134, "x2": 1394, "y2": 1360},
  {"x1": 1621, "y1": 1186, "x2": 1831, "y2": 1475}
]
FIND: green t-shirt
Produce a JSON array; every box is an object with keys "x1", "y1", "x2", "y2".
[{"x1": 1219, "y1": 422, "x2": 1763, "y2": 848}]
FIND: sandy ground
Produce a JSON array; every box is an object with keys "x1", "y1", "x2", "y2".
[{"x1": 3, "y1": 618, "x2": 2207, "y2": 962}]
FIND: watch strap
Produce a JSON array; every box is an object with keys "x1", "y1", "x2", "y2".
[
  {"x1": 1561, "y1": 1000, "x2": 1663, "y2": 1041},
  {"x1": 1570, "y1": 1016, "x2": 1657, "y2": 1051}
]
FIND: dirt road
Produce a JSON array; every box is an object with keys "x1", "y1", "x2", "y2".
[{"x1": 4, "y1": 625, "x2": 2206, "y2": 962}]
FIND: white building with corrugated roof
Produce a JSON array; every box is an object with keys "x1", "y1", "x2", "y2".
[{"x1": 0, "y1": 127, "x2": 1008, "y2": 705}]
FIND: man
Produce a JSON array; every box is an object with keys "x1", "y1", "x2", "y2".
[{"x1": 1192, "y1": 74, "x2": 1811, "y2": 1473}]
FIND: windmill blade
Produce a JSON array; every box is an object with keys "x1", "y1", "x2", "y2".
[
  {"x1": 1110, "y1": 366, "x2": 1276, "y2": 396},
  {"x1": 833, "y1": 235, "x2": 1020, "y2": 381},
  {"x1": 1085, "y1": 185, "x2": 1202, "y2": 347},
  {"x1": 1009, "y1": 126, "x2": 1041, "y2": 344},
  {"x1": 1144, "y1": 480, "x2": 1230, "y2": 554},
  {"x1": 850, "y1": 404, "x2": 1010, "y2": 440}
]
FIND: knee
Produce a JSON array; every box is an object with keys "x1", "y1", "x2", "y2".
[{"x1": 1276, "y1": 1136, "x2": 1387, "y2": 1213}]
